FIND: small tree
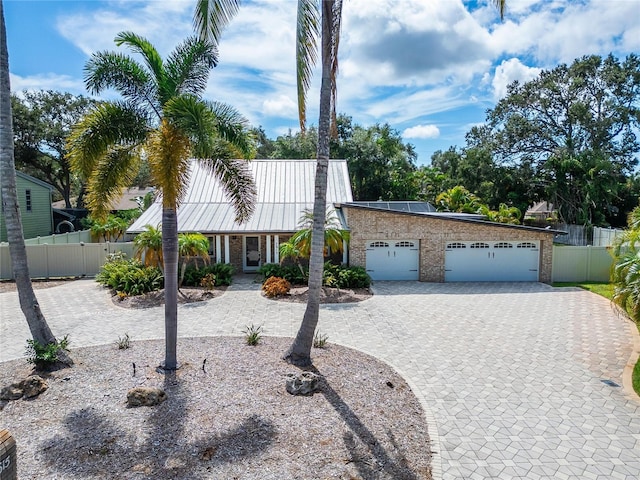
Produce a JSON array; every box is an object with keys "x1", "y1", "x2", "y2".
[
  {"x1": 280, "y1": 208, "x2": 349, "y2": 262},
  {"x1": 134, "y1": 224, "x2": 164, "y2": 272},
  {"x1": 178, "y1": 232, "x2": 210, "y2": 287}
]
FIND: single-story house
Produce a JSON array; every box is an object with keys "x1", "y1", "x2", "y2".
[
  {"x1": 127, "y1": 160, "x2": 353, "y2": 273},
  {"x1": 127, "y1": 159, "x2": 560, "y2": 282},
  {"x1": 1, "y1": 171, "x2": 54, "y2": 242}
]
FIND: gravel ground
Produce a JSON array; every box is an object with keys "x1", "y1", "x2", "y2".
[{"x1": 0, "y1": 337, "x2": 432, "y2": 480}]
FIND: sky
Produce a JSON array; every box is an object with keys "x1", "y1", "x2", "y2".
[{"x1": 4, "y1": 0, "x2": 640, "y2": 165}]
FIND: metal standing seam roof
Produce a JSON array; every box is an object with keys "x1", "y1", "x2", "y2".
[{"x1": 127, "y1": 159, "x2": 353, "y2": 234}]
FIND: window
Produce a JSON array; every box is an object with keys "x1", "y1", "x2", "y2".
[
  {"x1": 494, "y1": 242, "x2": 513, "y2": 248},
  {"x1": 368, "y1": 241, "x2": 389, "y2": 248},
  {"x1": 25, "y1": 189, "x2": 32, "y2": 212},
  {"x1": 517, "y1": 242, "x2": 537, "y2": 249},
  {"x1": 446, "y1": 242, "x2": 466, "y2": 249},
  {"x1": 470, "y1": 242, "x2": 489, "y2": 249},
  {"x1": 395, "y1": 241, "x2": 415, "y2": 248}
]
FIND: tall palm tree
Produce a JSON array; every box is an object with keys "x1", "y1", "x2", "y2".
[
  {"x1": 0, "y1": 0, "x2": 70, "y2": 363},
  {"x1": 285, "y1": 0, "x2": 508, "y2": 366},
  {"x1": 68, "y1": 32, "x2": 256, "y2": 370}
]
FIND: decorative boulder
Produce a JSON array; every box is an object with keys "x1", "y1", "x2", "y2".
[
  {"x1": 0, "y1": 384, "x2": 23, "y2": 401},
  {"x1": 127, "y1": 386, "x2": 167, "y2": 407},
  {"x1": 285, "y1": 372, "x2": 320, "y2": 396},
  {"x1": 20, "y1": 375, "x2": 48, "y2": 399}
]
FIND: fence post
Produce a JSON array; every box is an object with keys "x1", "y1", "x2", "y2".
[{"x1": 0, "y1": 430, "x2": 17, "y2": 480}]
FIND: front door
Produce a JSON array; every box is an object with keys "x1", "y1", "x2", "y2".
[{"x1": 243, "y1": 236, "x2": 261, "y2": 271}]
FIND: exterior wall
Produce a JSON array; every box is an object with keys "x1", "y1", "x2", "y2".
[
  {"x1": 0, "y1": 175, "x2": 53, "y2": 242},
  {"x1": 344, "y1": 207, "x2": 555, "y2": 283}
]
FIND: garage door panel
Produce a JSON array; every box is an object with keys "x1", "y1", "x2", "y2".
[
  {"x1": 445, "y1": 241, "x2": 539, "y2": 282},
  {"x1": 366, "y1": 240, "x2": 419, "y2": 281}
]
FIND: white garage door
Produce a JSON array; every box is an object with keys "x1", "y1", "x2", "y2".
[
  {"x1": 445, "y1": 241, "x2": 539, "y2": 282},
  {"x1": 366, "y1": 240, "x2": 419, "y2": 280}
]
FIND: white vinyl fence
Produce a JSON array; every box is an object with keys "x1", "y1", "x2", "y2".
[
  {"x1": 551, "y1": 245, "x2": 613, "y2": 283},
  {"x1": 592, "y1": 226, "x2": 625, "y2": 247},
  {"x1": 0, "y1": 242, "x2": 135, "y2": 280},
  {"x1": 23, "y1": 230, "x2": 93, "y2": 245}
]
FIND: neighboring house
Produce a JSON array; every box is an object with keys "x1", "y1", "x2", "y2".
[
  {"x1": 0, "y1": 171, "x2": 54, "y2": 242},
  {"x1": 337, "y1": 202, "x2": 560, "y2": 283},
  {"x1": 52, "y1": 186, "x2": 155, "y2": 212},
  {"x1": 127, "y1": 160, "x2": 353, "y2": 273},
  {"x1": 525, "y1": 201, "x2": 556, "y2": 222}
]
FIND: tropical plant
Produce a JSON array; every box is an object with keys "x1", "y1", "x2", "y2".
[
  {"x1": 611, "y1": 205, "x2": 640, "y2": 322},
  {"x1": 480, "y1": 203, "x2": 522, "y2": 225},
  {"x1": 178, "y1": 232, "x2": 210, "y2": 288},
  {"x1": 0, "y1": 0, "x2": 71, "y2": 365},
  {"x1": 262, "y1": 276, "x2": 291, "y2": 298},
  {"x1": 90, "y1": 214, "x2": 130, "y2": 242},
  {"x1": 280, "y1": 208, "x2": 349, "y2": 261},
  {"x1": 284, "y1": 0, "x2": 507, "y2": 366},
  {"x1": 25, "y1": 334, "x2": 70, "y2": 368},
  {"x1": 68, "y1": 32, "x2": 255, "y2": 370},
  {"x1": 134, "y1": 224, "x2": 164, "y2": 271},
  {"x1": 436, "y1": 185, "x2": 483, "y2": 214}
]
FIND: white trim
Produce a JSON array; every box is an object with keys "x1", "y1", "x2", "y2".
[
  {"x1": 342, "y1": 239, "x2": 348, "y2": 264},
  {"x1": 215, "y1": 235, "x2": 222, "y2": 263},
  {"x1": 243, "y1": 235, "x2": 261, "y2": 271},
  {"x1": 266, "y1": 234, "x2": 272, "y2": 264},
  {"x1": 224, "y1": 235, "x2": 230, "y2": 264},
  {"x1": 274, "y1": 235, "x2": 280, "y2": 263}
]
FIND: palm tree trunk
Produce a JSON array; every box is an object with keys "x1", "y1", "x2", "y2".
[
  {"x1": 0, "y1": 0, "x2": 65, "y2": 353},
  {"x1": 284, "y1": 0, "x2": 334, "y2": 367},
  {"x1": 162, "y1": 207, "x2": 179, "y2": 370}
]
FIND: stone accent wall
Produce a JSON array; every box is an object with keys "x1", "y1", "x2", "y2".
[
  {"x1": 229, "y1": 235, "x2": 243, "y2": 272},
  {"x1": 344, "y1": 207, "x2": 555, "y2": 283}
]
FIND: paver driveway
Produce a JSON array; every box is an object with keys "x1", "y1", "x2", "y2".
[{"x1": 2, "y1": 278, "x2": 640, "y2": 479}]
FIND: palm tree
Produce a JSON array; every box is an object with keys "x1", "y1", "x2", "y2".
[
  {"x1": 280, "y1": 208, "x2": 349, "y2": 260},
  {"x1": 68, "y1": 32, "x2": 256, "y2": 370},
  {"x1": 284, "y1": 0, "x2": 508, "y2": 366},
  {"x1": 611, "y1": 205, "x2": 640, "y2": 322},
  {"x1": 178, "y1": 232, "x2": 210, "y2": 287},
  {"x1": 436, "y1": 185, "x2": 483, "y2": 213},
  {"x1": 134, "y1": 224, "x2": 164, "y2": 271},
  {"x1": 0, "y1": 0, "x2": 71, "y2": 363}
]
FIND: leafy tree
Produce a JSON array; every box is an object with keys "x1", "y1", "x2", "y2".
[
  {"x1": 0, "y1": 0, "x2": 71, "y2": 364},
  {"x1": 68, "y1": 32, "x2": 255, "y2": 371},
  {"x1": 251, "y1": 126, "x2": 276, "y2": 158},
  {"x1": 11, "y1": 91, "x2": 95, "y2": 207},
  {"x1": 477, "y1": 54, "x2": 640, "y2": 225}
]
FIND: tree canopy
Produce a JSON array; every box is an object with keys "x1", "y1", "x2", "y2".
[{"x1": 468, "y1": 54, "x2": 640, "y2": 226}]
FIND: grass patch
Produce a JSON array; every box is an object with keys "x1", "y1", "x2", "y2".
[
  {"x1": 552, "y1": 282, "x2": 613, "y2": 300},
  {"x1": 554, "y1": 282, "x2": 640, "y2": 397}
]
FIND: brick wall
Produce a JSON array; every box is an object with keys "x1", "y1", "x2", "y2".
[{"x1": 343, "y1": 207, "x2": 555, "y2": 283}]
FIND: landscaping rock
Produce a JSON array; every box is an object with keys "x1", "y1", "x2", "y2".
[
  {"x1": 285, "y1": 372, "x2": 320, "y2": 396},
  {"x1": 127, "y1": 386, "x2": 167, "y2": 407},
  {"x1": 20, "y1": 375, "x2": 48, "y2": 398},
  {"x1": 0, "y1": 384, "x2": 23, "y2": 401}
]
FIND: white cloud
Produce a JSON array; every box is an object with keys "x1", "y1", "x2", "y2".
[
  {"x1": 10, "y1": 73, "x2": 85, "y2": 94},
  {"x1": 492, "y1": 58, "x2": 541, "y2": 99},
  {"x1": 262, "y1": 95, "x2": 297, "y2": 118},
  {"x1": 403, "y1": 124, "x2": 440, "y2": 139}
]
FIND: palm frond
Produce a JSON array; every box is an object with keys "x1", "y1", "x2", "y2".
[
  {"x1": 115, "y1": 32, "x2": 166, "y2": 97},
  {"x1": 85, "y1": 146, "x2": 143, "y2": 220},
  {"x1": 67, "y1": 102, "x2": 149, "y2": 179},
  {"x1": 296, "y1": 0, "x2": 320, "y2": 133},
  {"x1": 193, "y1": 0, "x2": 241, "y2": 45},
  {"x1": 207, "y1": 101, "x2": 255, "y2": 158},
  {"x1": 146, "y1": 120, "x2": 193, "y2": 209},
  {"x1": 84, "y1": 51, "x2": 158, "y2": 114},
  {"x1": 200, "y1": 157, "x2": 256, "y2": 223},
  {"x1": 165, "y1": 37, "x2": 218, "y2": 98}
]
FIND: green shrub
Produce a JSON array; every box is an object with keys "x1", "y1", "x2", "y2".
[
  {"x1": 322, "y1": 262, "x2": 370, "y2": 288},
  {"x1": 96, "y1": 258, "x2": 163, "y2": 295},
  {"x1": 262, "y1": 276, "x2": 291, "y2": 298},
  {"x1": 181, "y1": 263, "x2": 235, "y2": 287},
  {"x1": 26, "y1": 335, "x2": 70, "y2": 367},
  {"x1": 258, "y1": 263, "x2": 308, "y2": 285}
]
